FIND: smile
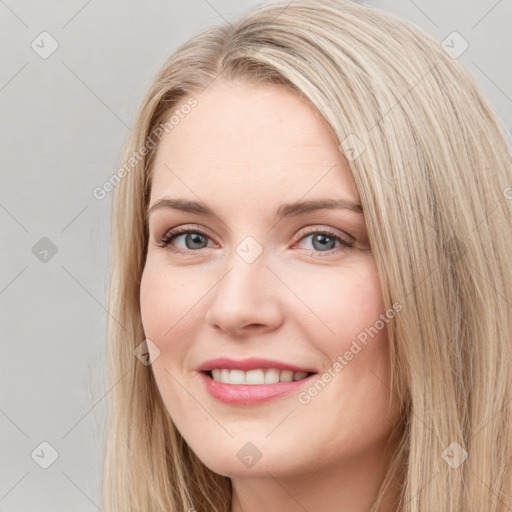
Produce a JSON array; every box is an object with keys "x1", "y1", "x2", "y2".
[
  {"x1": 197, "y1": 358, "x2": 317, "y2": 405},
  {"x1": 209, "y1": 368, "x2": 310, "y2": 385}
]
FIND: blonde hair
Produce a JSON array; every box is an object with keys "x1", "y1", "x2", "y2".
[{"x1": 103, "y1": 1, "x2": 512, "y2": 510}]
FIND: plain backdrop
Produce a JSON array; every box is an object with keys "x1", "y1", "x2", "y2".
[{"x1": 1, "y1": 1, "x2": 511, "y2": 510}]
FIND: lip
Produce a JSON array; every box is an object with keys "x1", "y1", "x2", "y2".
[
  {"x1": 199, "y1": 373, "x2": 315, "y2": 405},
  {"x1": 196, "y1": 357, "x2": 315, "y2": 373},
  {"x1": 196, "y1": 357, "x2": 317, "y2": 406}
]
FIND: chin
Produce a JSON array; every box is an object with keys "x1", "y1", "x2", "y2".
[{"x1": 194, "y1": 449, "x2": 293, "y2": 478}]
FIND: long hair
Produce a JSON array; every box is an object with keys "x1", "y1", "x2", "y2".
[{"x1": 103, "y1": 1, "x2": 512, "y2": 510}]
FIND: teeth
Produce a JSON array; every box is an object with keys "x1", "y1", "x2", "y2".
[
  {"x1": 264, "y1": 368, "x2": 280, "y2": 384},
  {"x1": 229, "y1": 369, "x2": 245, "y2": 385},
  {"x1": 246, "y1": 369, "x2": 265, "y2": 384},
  {"x1": 280, "y1": 370, "x2": 293, "y2": 382},
  {"x1": 220, "y1": 369, "x2": 230, "y2": 383},
  {"x1": 210, "y1": 368, "x2": 310, "y2": 385}
]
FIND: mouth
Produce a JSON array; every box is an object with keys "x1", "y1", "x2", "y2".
[
  {"x1": 197, "y1": 358, "x2": 317, "y2": 405},
  {"x1": 205, "y1": 368, "x2": 314, "y2": 385}
]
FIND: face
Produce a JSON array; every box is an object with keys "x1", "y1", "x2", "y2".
[{"x1": 140, "y1": 80, "x2": 400, "y2": 479}]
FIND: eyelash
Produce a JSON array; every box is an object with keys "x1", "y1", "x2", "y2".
[{"x1": 156, "y1": 225, "x2": 354, "y2": 257}]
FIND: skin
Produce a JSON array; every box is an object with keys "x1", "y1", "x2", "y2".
[{"x1": 140, "y1": 80, "x2": 402, "y2": 512}]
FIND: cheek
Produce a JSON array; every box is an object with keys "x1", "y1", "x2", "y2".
[
  {"x1": 139, "y1": 264, "x2": 205, "y2": 421},
  {"x1": 139, "y1": 262, "x2": 200, "y2": 345},
  {"x1": 289, "y1": 259, "x2": 391, "y2": 406},
  {"x1": 139, "y1": 264, "x2": 192, "y2": 380},
  {"x1": 140, "y1": 266, "x2": 171, "y2": 342},
  {"x1": 287, "y1": 258, "x2": 386, "y2": 346}
]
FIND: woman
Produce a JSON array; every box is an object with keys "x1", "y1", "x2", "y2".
[{"x1": 103, "y1": 1, "x2": 512, "y2": 510}]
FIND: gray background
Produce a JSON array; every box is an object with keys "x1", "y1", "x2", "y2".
[{"x1": 1, "y1": 1, "x2": 510, "y2": 510}]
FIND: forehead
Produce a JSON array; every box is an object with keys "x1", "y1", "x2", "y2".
[{"x1": 150, "y1": 80, "x2": 359, "y2": 206}]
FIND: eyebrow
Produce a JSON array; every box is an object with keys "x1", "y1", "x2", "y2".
[{"x1": 146, "y1": 197, "x2": 363, "y2": 221}]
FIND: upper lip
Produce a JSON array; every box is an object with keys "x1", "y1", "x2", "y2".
[{"x1": 196, "y1": 357, "x2": 316, "y2": 373}]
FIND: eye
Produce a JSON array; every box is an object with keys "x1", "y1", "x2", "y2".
[
  {"x1": 156, "y1": 226, "x2": 215, "y2": 253},
  {"x1": 155, "y1": 225, "x2": 354, "y2": 256},
  {"x1": 294, "y1": 228, "x2": 353, "y2": 254}
]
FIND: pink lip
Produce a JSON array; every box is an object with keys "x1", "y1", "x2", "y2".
[
  {"x1": 196, "y1": 357, "x2": 315, "y2": 373},
  {"x1": 199, "y1": 373, "x2": 315, "y2": 406},
  {"x1": 196, "y1": 358, "x2": 317, "y2": 406}
]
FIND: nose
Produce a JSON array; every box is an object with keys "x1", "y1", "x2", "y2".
[{"x1": 205, "y1": 253, "x2": 285, "y2": 337}]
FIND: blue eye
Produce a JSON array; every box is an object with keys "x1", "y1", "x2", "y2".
[
  {"x1": 156, "y1": 226, "x2": 353, "y2": 256},
  {"x1": 295, "y1": 230, "x2": 353, "y2": 253},
  {"x1": 158, "y1": 228, "x2": 212, "y2": 251}
]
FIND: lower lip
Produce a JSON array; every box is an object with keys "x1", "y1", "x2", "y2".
[{"x1": 200, "y1": 372, "x2": 315, "y2": 405}]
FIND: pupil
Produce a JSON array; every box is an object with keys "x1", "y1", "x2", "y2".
[
  {"x1": 313, "y1": 233, "x2": 335, "y2": 251},
  {"x1": 187, "y1": 233, "x2": 207, "y2": 249}
]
